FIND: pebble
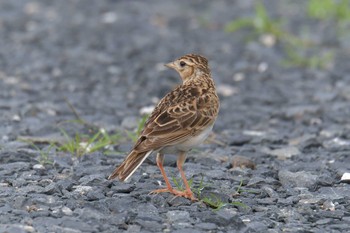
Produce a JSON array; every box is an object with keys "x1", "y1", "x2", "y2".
[
  {"x1": 262, "y1": 146, "x2": 300, "y2": 160},
  {"x1": 231, "y1": 155, "x2": 256, "y2": 169},
  {"x1": 340, "y1": 172, "x2": 350, "y2": 183},
  {"x1": 166, "y1": 210, "x2": 190, "y2": 222},
  {"x1": 62, "y1": 207, "x2": 73, "y2": 216},
  {"x1": 278, "y1": 170, "x2": 318, "y2": 189},
  {"x1": 33, "y1": 164, "x2": 45, "y2": 170}
]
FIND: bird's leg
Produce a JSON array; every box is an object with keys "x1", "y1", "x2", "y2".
[
  {"x1": 150, "y1": 153, "x2": 174, "y2": 194},
  {"x1": 175, "y1": 152, "x2": 197, "y2": 201},
  {"x1": 150, "y1": 152, "x2": 197, "y2": 201}
]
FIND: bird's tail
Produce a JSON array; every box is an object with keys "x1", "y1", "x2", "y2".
[{"x1": 108, "y1": 150, "x2": 153, "y2": 181}]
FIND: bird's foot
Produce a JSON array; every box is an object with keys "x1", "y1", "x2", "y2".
[{"x1": 150, "y1": 188, "x2": 197, "y2": 201}]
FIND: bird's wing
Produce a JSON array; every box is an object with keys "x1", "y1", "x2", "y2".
[{"x1": 133, "y1": 87, "x2": 218, "y2": 152}]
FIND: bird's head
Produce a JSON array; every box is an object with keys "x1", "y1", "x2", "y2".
[{"x1": 165, "y1": 54, "x2": 210, "y2": 82}]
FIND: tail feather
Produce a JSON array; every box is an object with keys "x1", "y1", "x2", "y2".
[{"x1": 108, "y1": 150, "x2": 153, "y2": 181}]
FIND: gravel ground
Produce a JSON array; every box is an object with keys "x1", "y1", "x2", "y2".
[{"x1": 1, "y1": 0, "x2": 350, "y2": 232}]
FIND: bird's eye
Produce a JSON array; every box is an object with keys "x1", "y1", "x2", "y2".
[{"x1": 179, "y1": 61, "x2": 186, "y2": 67}]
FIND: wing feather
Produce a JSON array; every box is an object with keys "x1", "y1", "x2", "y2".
[{"x1": 132, "y1": 85, "x2": 219, "y2": 153}]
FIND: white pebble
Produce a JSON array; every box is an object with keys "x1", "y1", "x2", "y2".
[
  {"x1": 341, "y1": 173, "x2": 350, "y2": 183},
  {"x1": 33, "y1": 164, "x2": 45, "y2": 170}
]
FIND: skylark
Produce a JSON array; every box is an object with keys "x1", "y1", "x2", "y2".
[{"x1": 108, "y1": 54, "x2": 220, "y2": 201}]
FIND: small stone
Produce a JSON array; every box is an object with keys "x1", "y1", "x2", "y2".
[
  {"x1": 246, "y1": 221, "x2": 268, "y2": 232},
  {"x1": 195, "y1": 222, "x2": 217, "y2": 230},
  {"x1": 166, "y1": 196, "x2": 192, "y2": 207},
  {"x1": 42, "y1": 183, "x2": 60, "y2": 195},
  {"x1": 172, "y1": 229, "x2": 202, "y2": 233},
  {"x1": 72, "y1": 185, "x2": 93, "y2": 194},
  {"x1": 101, "y1": 12, "x2": 118, "y2": 24},
  {"x1": 243, "y1": 130, "x2": 266, "y2": 137},
  {"x1": 33, "y1": 164, "x2": 45, "y2": 170},
  {"x1": 316, "y1": 187, "x2": 350, "y2": 200},
  {"x1": 233, "y1": 72, "x2": 245, "y2": 82},
  {"x1": 340, "y1": 172, "x2": 350, "y2": 183},
  {"x1": 217, "y1": 84, "x2": 238, "y2": 97},
  {"x1": 231, "y1": 155, "x2": 256, "y2": 169},
  {"x1": 111, "y1": 183, "x2": 134, "y2": 193},
  {"x1": 260, "y1": 34, "x2": 276, "y2": 47},
  {"x1": 322, "y1": 200, "x2": 335, "y2": 211},
  {"x1": 261, "y1": 186, "x2": 279, "y2": 198},
  {"x1": 126, "y1": 225, "x2": 141, "y2": 233},
  {"x1": 230, "y1": 134, "x2": 252, "y2": 146},
  {"x1": 107, "y1": 65, "x2": 121, "y2": 75},
  {"x1": 139, "y1": 106, "x2": 154, "y2": 115},
  {"x1": 0, "y1": 182, "x2": 9, "y2": 187},
  {"x1": 12, "y1": 114, "x2": 21, "y2": 122},
  {"x1": 278, "y1": 170, "x2": 318, "y2": 189},
  {"x1": 166, "y1": 210, "x2": 190, "y2": 222},
  {"x1": 323, "y1": 137, "x2": 350, "y2": 148},
  {"x1": 315, "y1": 218, "x2": 333, "y2": 225},
  {"x1": 257, "y1": 198, "x2": 277, "y2": 205},
  {"x1": 257, "y1": 62, "x2": 268, "y2": 72},
  {"x1": 262, "y1": 146, "x2": 300, "y2": 160},
  {"x1": 62, "y1": 206, "x2": 73, "y2": 216}
]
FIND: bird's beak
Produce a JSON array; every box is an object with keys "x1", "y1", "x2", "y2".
[{"x1": 164, "y1": 62, "x2": 176, "y2": 69}]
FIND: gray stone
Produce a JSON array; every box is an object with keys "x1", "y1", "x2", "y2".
[
  {"x1": 172, "y1": 229, "x2": 201, "y2": 233},
  {"x1": 201, "y1": 209, "x2": 241, "y2": 226},
  {"x1": 316, "y1": 186, "x2": 350, "y2": 200},
  {"x1": 136, "y1": 204, "x2": 161, "y2": 222},
  {"x1": 111, "y1": 183, "x2": 135, "y2": 193},
  {"x1": 261, "y1": 186, "x2": 279, "y2": 198},
  {"x1": 340, "y1": 172, "x2": 350, "y2": 183},
  {"x1": 167, "y1": 196, "x2": 192, "y2": 207},
  {"x1": 126, "y1": 225, "x2": 141, "y2": 233},
  {"x1": 62, "y1": 206, "x2": 73, "y2": 216},
  {"x1": 33, "y1": 164, "x2": 45, "y2": 170},
  {"x1": 195, "y1": 222, "x2": 218, "y2": 230},
  {"x1": 166, "y1": 210, "x2": 190, "y2": 222},
  {"x1": 133, "y1": 220, "x2": 163, "y2": 232},
  {"x1": 42, "y1": 183, "x2": 61, "y2": 195},
  {"x1": 262, "y1": 146, "x2": 300, "y2": 160},
  {"x1": 278, "y1": 170, "x2": 318, "y2": 189},
  {"x1": 79, "y1": 174, "x2": 105, "y2": 186}
]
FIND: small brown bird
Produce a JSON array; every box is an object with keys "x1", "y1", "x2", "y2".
[{"x1": 108, "y1": 54, "x2": 220, "y2": 201}]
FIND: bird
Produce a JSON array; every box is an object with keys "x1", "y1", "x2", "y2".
[{"x1": 108, "y1": 54, "x2": 220, "y2": 201}]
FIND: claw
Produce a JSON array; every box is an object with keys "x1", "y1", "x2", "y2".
[{"x1": 150, "y1": 188, "x2": 197, "y2": 201}]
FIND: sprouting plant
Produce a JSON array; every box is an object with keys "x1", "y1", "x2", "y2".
[
  {"x1": 225, "y1": 1, "x2": 284, "y2": 40},
  {"x1": 233, "y1": 179, "x2": 261, "y2": 196},
  {"x1": 225, "y1": 1, "x2": 335, "y2": 69},
  {"x1": 202, "y1": 194, "x2": 229, "y2": 210},
  {"x1": 201, "y1": 193, "x2": 248, "y2": 211},
  {"x1": 27, "y1": 142, "x2": 54, "y2": 165},
  {"x1": 283, "y1": 47, "x2": 334, "y2": 69},
  {"x1": 235, "y1": 179, "x2": 244, "y2": 195},
  {"x1": 126, "y1": 114, "x2": 149, "y2": 142},
  {"x1": 307, "y1": 0, "x2": 350, "y2": 23},
  {"x1": 58, "y1": 128, "x2": 121, "y2": 157},
  {"x1": 171, "y1": 174, "x2": 246, "y2": 210}
]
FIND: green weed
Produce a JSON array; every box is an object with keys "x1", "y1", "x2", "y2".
[
  {"x1": 58, "y1": 128, "x2": 121, "y2": 157},
  {"x1": 171, "y1": 175, "x2": 247, "y2": 210},
  {"x1": 283, "y1": 47, "x2": 334, "y2": 69},
  {"x1": 225, "y1": 1, "x2": 285, "y2": 40},
  {"x1": 307, "y1": 0, "x2": 350, "y2": 23},
  {"x1": 225, "y1": 1, "x2": 336, "y2": 69},
  {"x1": 27, "y1": 142, "x2": 54, "y2": 165}
]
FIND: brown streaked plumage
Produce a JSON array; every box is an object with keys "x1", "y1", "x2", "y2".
[{"x1": 108, "y1": 54, "x2": 220, "y2": 201}]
